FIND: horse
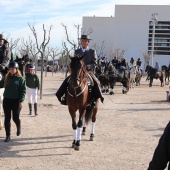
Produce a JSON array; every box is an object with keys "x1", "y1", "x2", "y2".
[
  {"x1": 106, "y1": 63, "x2": 130, "y2": 95},
  {"x1": 129, "y1": 66, "x2": 137, "y2": 88},
  {"x1": 162, "y1": 65, "x2": 170, "y2": 85},
  {"x1": 95, "y1": 63, "x2": 109, "y2": 93},
  {"x1": 14, "y1": 54, "x2": 32, "y2": 76},
  {"x1": 145, "y1": 65, "x2": 164, "y2": 87},
  {"x1": 66, "y1": 54, "x2": 99, "y2": 151},
  {"x1": 0, "y1": 73, "x2": 4, "y2": 130},
  {"x1": 135, "y1": 65, "x2": 142, "y2": 86}
]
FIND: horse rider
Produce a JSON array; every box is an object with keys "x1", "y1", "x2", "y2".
[
  {"x1": 136, "y1": 58, "x2": 143, "y2": 75},
  {"x1": 111, "y1": 56, "x2": 118, "y2": 68},
  {"x1": 117, "y1": 58, "x2": 127, "y2": 70},
  {"x1": 129, "y1": 57, "x2": 136, "y2": 68},
  {"x1": 154, "y1": 61, "x2": 161, "y2": 78},
  {"x1": 4, "y1": 39, "x2": 14, "y2": 61},
  {"x1": 0, "y1": 34, "x2": 11, "y2": 76},
  {"x1": 56, "y1": 34, "x2": 104, "y2": 105}
]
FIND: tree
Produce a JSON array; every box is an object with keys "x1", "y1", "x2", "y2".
[
  {"x1": 142, "y1": 51, "x2": 151, "y2": 68},
  {"x1": 28, "y1": 23, "x2": 52, "y2": 99},
  {"x1": 49, "y1": 47, "x2": 61, "y2": 76}
]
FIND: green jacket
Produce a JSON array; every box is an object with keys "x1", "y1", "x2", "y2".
[
  {"x1": 25, "y1": 73, "x2": 40, "y2": 90},
  {"x1": 0, "y1": 76, "x2": 26, "y2": 102}
]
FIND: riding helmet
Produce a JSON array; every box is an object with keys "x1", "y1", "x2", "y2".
[
  {"x1": 8, "y1": 61, "x2": 19, "y2": 68},
  {"x1": 28, "y1": 65, "x2": 35, "y2": 70}
]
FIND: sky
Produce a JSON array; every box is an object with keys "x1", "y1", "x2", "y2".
[{"x1": 1, "y1": 0, "x2": 170, "y2": 54}]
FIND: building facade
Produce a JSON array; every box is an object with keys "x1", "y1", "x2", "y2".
[{"x1": 82, "y1": 5, "x2": 170, "y2": 69}]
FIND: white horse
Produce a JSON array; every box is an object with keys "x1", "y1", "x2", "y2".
[
  {"x1": 129, "y1": 66, "x2": 137, "y2": 88},
  {"x1": 0, "y1": 73, "x2": 4, "y2": 130}
]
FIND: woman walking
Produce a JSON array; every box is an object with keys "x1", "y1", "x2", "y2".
[
  {"x1": 0, "y1": 61, "x2": 26, "y2": 142},
  {"x1": 25, "y1": 65, "x2": 40, "y2": 116}
]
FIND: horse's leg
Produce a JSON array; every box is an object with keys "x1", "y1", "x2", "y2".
[
  {"x1": 90, "y1": 99, "x2": 99, "y2": 141},
  {"x1": 74, "y1": 111, "x2": 84, "y2": 151},
  {"x1": 149, "y1": 78, "x2": 153, "y2": 87},
  {"x1": 82, "y1": 117, "x2": 86, "y2": 135},
  {"x1": 109, "y1": 82, "x2": 114, "y2": 95},
  {"x1": 0, "y1": 95, "x2": 3, "y2": 130},
  {"x1": 69, "y1": 108, "x2": 77, "y2": 148}
]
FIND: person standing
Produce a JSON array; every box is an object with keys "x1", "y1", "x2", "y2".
[
  {"x1": 4, "y1": 40, "x2": 14, "y2": 61},
  {"x1": 0, "y1": 34, "x2": 11, "y2": 76},
  {"x1": 0, "y1": 61, "x2": 26, "y2": 142},
  {"x1": 25, "y1": 65, "x2": 40, "y2": 116},
  {"x1": 56, "y1": 34, "x2": 104, "y2": 105}
]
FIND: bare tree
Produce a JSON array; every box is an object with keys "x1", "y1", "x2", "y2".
[
  {"x1": 92, "y1": 41, "x2": 106, "y2": 62},
  {"x1": 62, "y1": 42, "x2": 74, "y2": 78},
  {"x1": 49, "y1": 47, "x2": 61, "y2": 76},
  {"x1": 44, "y1": 47, "x2": 52, "y2": 77},
  {"x1": 108, "y1": 48, "x2": 127, "y2": 61},
  {"x1": 28, "y1": 23, "x2": 52, "y2": 99},
  {"x1": 61, "y1": 23, "x2": 77, "y2": 50},
  {"x1": 142, "y1": 51, "x2": 151, "y2": 68}
]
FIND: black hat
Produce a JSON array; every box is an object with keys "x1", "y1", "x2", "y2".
[
  {"x1": 4, "y1": 40, "x2": 9, "y2": 44},
  {"x1": 8, "y1": 61, "x2": 19, "y2": 68},
  {"x1": 79, "y1": 35, "x2": 91, "y2": 40},
  {"x1": 0, "y1": 34, "x2": 5, "y2": 40}
]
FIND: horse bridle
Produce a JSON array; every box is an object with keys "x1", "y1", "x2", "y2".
[{"x1": 67, "y1": 66, "x2": 87, "y2": 98}]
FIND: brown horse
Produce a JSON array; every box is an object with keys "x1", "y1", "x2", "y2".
[{"x1": 66, "y1": 54, "x2": 99, "y2": 151}]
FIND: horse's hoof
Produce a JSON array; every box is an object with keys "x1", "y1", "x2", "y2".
[
  {"x1": 101, "y1": 90, "x2": 105, "y2": 93},
  {"x1": 106, "y1": 89, "x2": 109, "y2": 93},
  {"x1": 110, "y1": 91, "x2": 114, "y2": 95},
  {"x1": 74, "y1": 146, "x2": 80, "y2": 151},
  {"x1": 90, "y1": 134, "x2": 94, "y2": 141},
  {"x1": 72, "y1": 143, "x2": 76, "y2": 148}
]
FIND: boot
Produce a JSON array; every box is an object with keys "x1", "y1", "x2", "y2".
[
  {"x1": 16, "y1": 120, "x2": 21, "y2": 136},
  {"x1": 93, "y1": 80, "x2": 104, "y2": 103},
  {"x1": 4, "y1": 136, "x2": 10, "y2": 142},
  {"x1": 4, "y1": 122, "x2": 11, "y2": 142},
  {"x1": 34, "y1": 103, "x2": 38, "y2": 116},
  {"x1": 56, "y1": 77, "x2": 69, "y2": 104},
  {"x1": 28, "y1": 103, "x2": 32, "y2": 115}
]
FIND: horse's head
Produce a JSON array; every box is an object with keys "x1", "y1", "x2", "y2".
[
  {"x1": 145, "y1": 65, "x2": 151, "y2": 72},
  {"x1": 69, "y1": 54, "x2": 86, "y2": 88}
]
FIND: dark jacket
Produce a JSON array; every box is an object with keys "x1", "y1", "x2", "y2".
[
  {"x1": 74, "y1": 48, "x2": 97, "y2": 71},
  {"x1": 25, "y1": 73, "x2": 40, "y2": 90},
  {"x1": 148, "y1": 121, "x2": 170, "y2": 170},
  {"x1": 0, "y1": 76, "x2": 26, "y2": 102},
  {"x1": 0, "y1": 45, "x2": 11, "y2": 69}
]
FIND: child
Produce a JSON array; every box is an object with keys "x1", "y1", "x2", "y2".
[
  {"x1": 0, "y1": 61, "x2": 26, "y2": 142},
  {"x1": 25, "y1": 65, "x2": 40, "y2": 116}
]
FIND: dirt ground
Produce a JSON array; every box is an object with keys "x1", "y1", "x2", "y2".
[{"x1": 0, "y1": 71, "x2": 170, "y2": 170}]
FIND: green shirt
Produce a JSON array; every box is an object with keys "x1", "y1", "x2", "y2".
[
  {"x1": 25, "y1": 73, "x2": 40, "y2": 90},
  {"x1": 0, "y1": 76, "x2": 26, "y2": 102}
]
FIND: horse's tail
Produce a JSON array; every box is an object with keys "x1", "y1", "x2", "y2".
[{"x1": 85, "y1": 106, "x2": 93, "y2": 124}]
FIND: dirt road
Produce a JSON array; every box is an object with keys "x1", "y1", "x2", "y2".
[{"x1": 0, "y1": 72, "x2": 169, "y2": 170}]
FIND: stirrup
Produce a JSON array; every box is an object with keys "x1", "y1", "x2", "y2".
[{"x1": 61, "y1": 97, "x2": 67, "y2": 105}]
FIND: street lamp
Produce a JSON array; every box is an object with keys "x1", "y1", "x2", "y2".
[{"x1": 150, "y1": 13, "x2": 158, "y2": 67}]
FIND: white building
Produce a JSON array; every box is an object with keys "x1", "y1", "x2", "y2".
[{"x1": 82, "y1": 5, "x2": 170, "y2": 69}]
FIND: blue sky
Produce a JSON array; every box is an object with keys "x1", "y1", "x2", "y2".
[{"x1": 1, "y1": 0, "x2": 170, "y2": 51}]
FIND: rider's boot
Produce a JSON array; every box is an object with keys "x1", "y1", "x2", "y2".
[{"x1": 56, "y1": 76, "x2": 70, "y2": 105}]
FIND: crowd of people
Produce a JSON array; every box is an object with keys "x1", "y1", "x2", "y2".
[
  {"x1": 0, "y1": 34, "x2": 40, "y2": 142},
  {"x1": 1, "y1": 32, "x2": 170, "y2": 168}
]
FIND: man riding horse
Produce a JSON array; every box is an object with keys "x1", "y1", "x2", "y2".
[
  {"x1": 0, "y1": 34, "x2": 11, "y2": 76},
  {"x1": 56, "y1": 35, "x2": 104, "y2": 105}
]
